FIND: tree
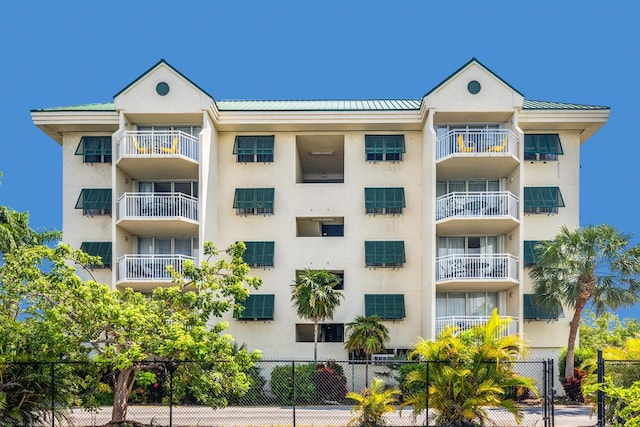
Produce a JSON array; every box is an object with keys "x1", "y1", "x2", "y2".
[
  {"x1": 290, "y1": 269, "x2": 343, "y2": 364},
  {"x1": 529, "y1": 224, "x2": 640, "y2": 380},
  {"x1": 344, "y1": 315, "x2": 390, "y2": 386},
  {"x1": 402, "y1": 309, "x2": 535, "y2": 426},
  {"x1": 1, "y1": 240, "x2": 262, "y2": 424}
]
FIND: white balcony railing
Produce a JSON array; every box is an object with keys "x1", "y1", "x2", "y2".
[
  {"x1": 436, "y1": 129, "x2": 518, "y2": 159},
  {"x1": 119, "y1": 131, "x2": 199, "y2": 161},
  {"x1": 436, "y1": 191, "x2": 518, "y2": 221},
  {"x1": 435, "y1": 315, "x2": 519, "y2": 337},
  {"x1": 117, "y1": 254, "x2": 196, "y2": 281},
  {"x1": 117, "y1": 192, "x2": 198, "y2": 221},
  {"x1": 436, "y1": 253, "x2": 518, "y2": 281}
]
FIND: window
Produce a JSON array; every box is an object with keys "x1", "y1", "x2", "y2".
[
  {"x1": 75, "y1": 189, "x2": 112, "y2": 216},
  {"x1": 523, "y1": 240, "x2": 549, "y2": 266},
  {"x1": 365, "y1": 241, "x2": 406, "y2": 268},
  {"x1": 365, "y1": 188, "x2": 406, "y2": 214},
  {"x1": 523, "y1": 294, "x2": 564, "y2": 320},
  {"x1": 242, "y1": 241, "x2": 275, "y2": 267},
  {"x1": 524, "y1": 134, "x2": 563, "y2": 161},
  {"x1": 524, "y1": 187, "x2": 565, "y2": 214},
  {"x1": 138, "y1": 181, "x2": 198, "y2": 197},
  {"x1": 365, "y1": 294, "x2": 405, "y2": 320},
  {"x1": 436, "y1": 179, "x2": 500, "y2": 196},
  {"x1": 436, "y1": 292, "x2": 498, "y2": 317},
  {"x1": 137, "y1": 125, "x2": 201, "y2": 136},
  {"x1": 235, "y1": 294, "x2": 275, "y2": 320},
  {"x1": 296, "y1": 323, "x2": 344, "y2": 342},
  {"x1": 80, "y1": 242, "x2": 112, "y2": 268},
  {"x1": 75, "y1": 136, "x2": 112, "y2": 163},
  {"x1": 233, "y1": 188, "x2": 275, "y2": 215},
  {"x1": 138, "y1": 236, "x2": 198, "y2": 256},
  {"x1": 365, "y1": 135, "x2": 405, "y2": 161},
  {"x1": 233, "y1": 136, "x2": 275, "y2": 163}
]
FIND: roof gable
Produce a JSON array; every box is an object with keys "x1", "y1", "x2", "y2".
[
  {"x1": 113, "y1": 59, "x2": 214, "y2": 115},
  {"x1": 423, "y1": 58, "x2": 525, "y2": 111}
]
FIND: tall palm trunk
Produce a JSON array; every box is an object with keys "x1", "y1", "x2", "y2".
[
  {"x1": 565, "y1": 279, "x2": 594, "y2": 379},
  {"x1": 313, "y1": 319, "x2": 318, "y2": 365},
  {"x1": 111, "y1": 367, "x2": 136, "y2": 423}
]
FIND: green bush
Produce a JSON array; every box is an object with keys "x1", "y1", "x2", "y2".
[
  {"x1": 315, "y1": 361, "x2": 347, "y2": 402},
  {"x1": 270, "y1": 363, "x2": 317, "y2": 404},
  {"x1": 397, "y1": 363, "x2": 425, "y2": 397}
]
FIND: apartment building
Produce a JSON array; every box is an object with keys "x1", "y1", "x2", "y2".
[{"x1": 31, "y1": 58, "x2": 609, "y2": 363}]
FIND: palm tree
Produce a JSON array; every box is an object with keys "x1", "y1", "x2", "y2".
[
  {"x1": 290, "y1": 269, "x2": 343, "y2": 364},
  {"x1": 529, "y1": 224, "x2": 640, "y2": 380},
  {"x1": 344, "y1": 315, "x2": 390, "y2": 386},
  {"x1": 346, "y1": 377, "x2": 400, "y2": 427}
]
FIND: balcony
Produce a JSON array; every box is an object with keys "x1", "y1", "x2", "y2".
[
  {"x1": 436, "y1": 254, "x2": 518, "y2": 290},
  {"x1": 116, "y1": 192, "x2": 198, "y2": 235},
  {"x1": 435, "y1": 315, "x2": 519, "y2": 338},
  {"x1": 117, "y1": 131, "x2": 199, "y2": 179},
  {"x1": 116, "y1": 254, "x2": 196, "y2": 292},
  {"x1": 436, "y1": 129, "x2": 519, "y2": 178},
  {"x1": 436, "y1": 191, "x2": 519, "y2": 234}
]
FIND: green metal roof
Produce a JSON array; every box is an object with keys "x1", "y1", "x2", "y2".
[
  {"x1": 521, "y1": 100, "x2": 610, "y2": 110},
  {"x1": 32, "y1": 98, "x2": 609, "y2": 113}
]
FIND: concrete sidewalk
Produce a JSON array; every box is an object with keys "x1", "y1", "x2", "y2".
[{"x1": 553, "y1": 404, "x2": 596, "y2": 427}]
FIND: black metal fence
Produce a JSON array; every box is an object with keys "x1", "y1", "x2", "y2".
[
  {"x1": 595, "y1": 350, "x2": 640, "y2": 427},
  {"x1": 0, "y1": 359, "x2": 555, "y2": 427}
]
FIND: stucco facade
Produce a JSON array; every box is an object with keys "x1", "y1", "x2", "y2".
[{"x1": 32, "y1": 58, "x2": 609, "y2": 364}]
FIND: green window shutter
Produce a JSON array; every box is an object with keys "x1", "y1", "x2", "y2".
[
  {"x1": 234, "y1": 188, "x2": 274, "y2": 213},
  {"x1": 80, "y1": 241, "x2": 112, "y2": 268},
  {"x1": 383, "y1": 135, "x2": 406, "y2": 154},
  {"x1": 75, "y1": 189, "x2": 112, "y2": 211},
  {"x1": 523, "y1": 240, "x2": 548, "y2": 266},
  {"x1": 523, "y1": 294, "x2": 564, "y2": 320},
  {"x1": 235, "y1": 294, "x2": 275, "y2": 320},
  {"x1": 524, "y1": 134, "x2": 563, "y2": 155},
  {"x1": 234, "y1": 136, "x2": 274, "y2": 161},
  {"x1": 255, "y1": 188, "x2": 275, "y2": 212},
  {"x1": 255, "y1": 136, "x2": 274, "y2": 155},
  {"x1": 243, "y1": 241, "x2": 275, "y2": 267},
  {"x1": 365, "y1": 294, "x2": 405, "y2": 319},
  {"x1": 365, "y1": 241, "x2": 406, "y2": 267},
  {"x1": 365, "y1": 136, "x2": 384, "y2": 155},
  {"x1": 523, "y1": 187, "x2": 565, "y2": 209},
  {"x1": 365, "y1": 188, "x2": 405, "y2": 210},
  {"x1": 233, "y1": 188, "x2": 251, "y2": 209}
]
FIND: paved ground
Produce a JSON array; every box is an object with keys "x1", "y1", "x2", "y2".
[{"x1": 63, "y1": 404, "x2": 597, "y2": 426}]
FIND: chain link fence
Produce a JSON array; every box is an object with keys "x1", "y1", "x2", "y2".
[
  {"x1": 1, "y1": 359, "x2": 554, "y2": 427},
  {"x1": 595, "y1": 351, "x2": 640, "y2": 427}
]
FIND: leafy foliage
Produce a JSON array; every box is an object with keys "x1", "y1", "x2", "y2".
[
  {"x1": 270, "y1": 363, "x2": 317, "y2": 404},
  {"x1": 315, "y1": 360, "x2": 347, "y2": 402},
  {"x1": 530, "y1": 224, "x2": 640, "y2": 379},
  {"x1": 344, "y1": 315, "x2": 390, "y2": 360},
  {"x1": 347, "y1": 377, "x2": 400, "y2": 427},
  {"x1": 401, "y1": 309, "x2": 535, "y2": 427}
]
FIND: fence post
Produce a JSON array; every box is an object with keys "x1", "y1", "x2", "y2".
[
  {"x1": 50, "y1": 362, "x2": 55, "y2": 427},
  {"x1": 168, "y1": 361, "x2": 174, "y2": 427},
  {"x1": 597, "y1": 350, "x2": 604, "y2": 427},
  {"x1": 425, "y1": 360, "x2": 429, "y2": 427},
  {"x1": 550, "y1": 358, "x2": 555, "y2": 427},
  {"x1": 292, "y1": 360, "x2": 296, "y2": 427},
  {"x1": 543, "y1": 359, "x2": 548, "y2": 427}
]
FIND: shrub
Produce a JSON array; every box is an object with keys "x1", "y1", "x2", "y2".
[
  {"x1": 561, "y1": 368, "x2": 586, "y2": 403},
  {"x1": 347, "y1": 377, "x2": 400, "y2": 427},
  {"x1": 315, "y1": 361, "x2": 347, "y2": 402},
  {"x1": 270, "y1": 363, "x2": 317, "y2": 404},
  {"x1": 227, "y1": 366, "x2": 266, "y2": 405},
  {"x1": 397, "y1": 363, "x2": 425, "y2": 397}
]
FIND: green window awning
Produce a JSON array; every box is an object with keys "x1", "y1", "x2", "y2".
[
  {"x1": 365, "y1": 135, "x2": 406, "y2": 154},
  {"x1": 365, "y1": 241, "x2": 406, "y2": 267},
  {"x1": 523, "y1": 294, "x2": 564, "y2": 320},
  {"x1": 233, "y1": 136, "x2": 274, "y2": 161},
  {"x1": 242, "y1": 241, "x2": 275, "y2": 267},
  {"x1": 75, "y1": 136, "x2": 112, "y2": 156},
  {"x1": 523, "y1": 240, "x2": 549, "y2": 266},
  {"x1": 365, "y1": 188, "x2": 406, "y2": 209},
  {"x1": 365, "y1": 294, "x2": 405, "y2": 319},
  {"x1": 235, "y1": 294, "x2": 275, "y2": 320},
  {"x1": 524, "y1": 134, "x2": 563, "y2": 155},
  {"x1": 523, "y1": 187, "x2": 565, "y2": 209},
  {"x1": 233, "y1": 188, "x2": 275, "y2": 213},
  {"x1": 75, "y1": 189, "x2": 112, "y2": 210},
  {"x1": 80, "y1": 241, "x2": 112, "y2": 268}
]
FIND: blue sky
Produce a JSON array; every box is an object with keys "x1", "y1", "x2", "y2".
[{"x1": 1, "y1": 1, "x2": 639, "y2": 318}]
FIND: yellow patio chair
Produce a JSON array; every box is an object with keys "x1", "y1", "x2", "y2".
[
  {"x1": 457, "y1": 134, "x2": 474, "y2": 153},
  {"x1": 161, "y1": 136, "x2": 179, "y2": 154},
  {"x1": 133, "y1": 137, "x2": 150, "y2": 154},
  {"x1": 487, "y1": 136, "x2": 508, "y2": 152}
]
